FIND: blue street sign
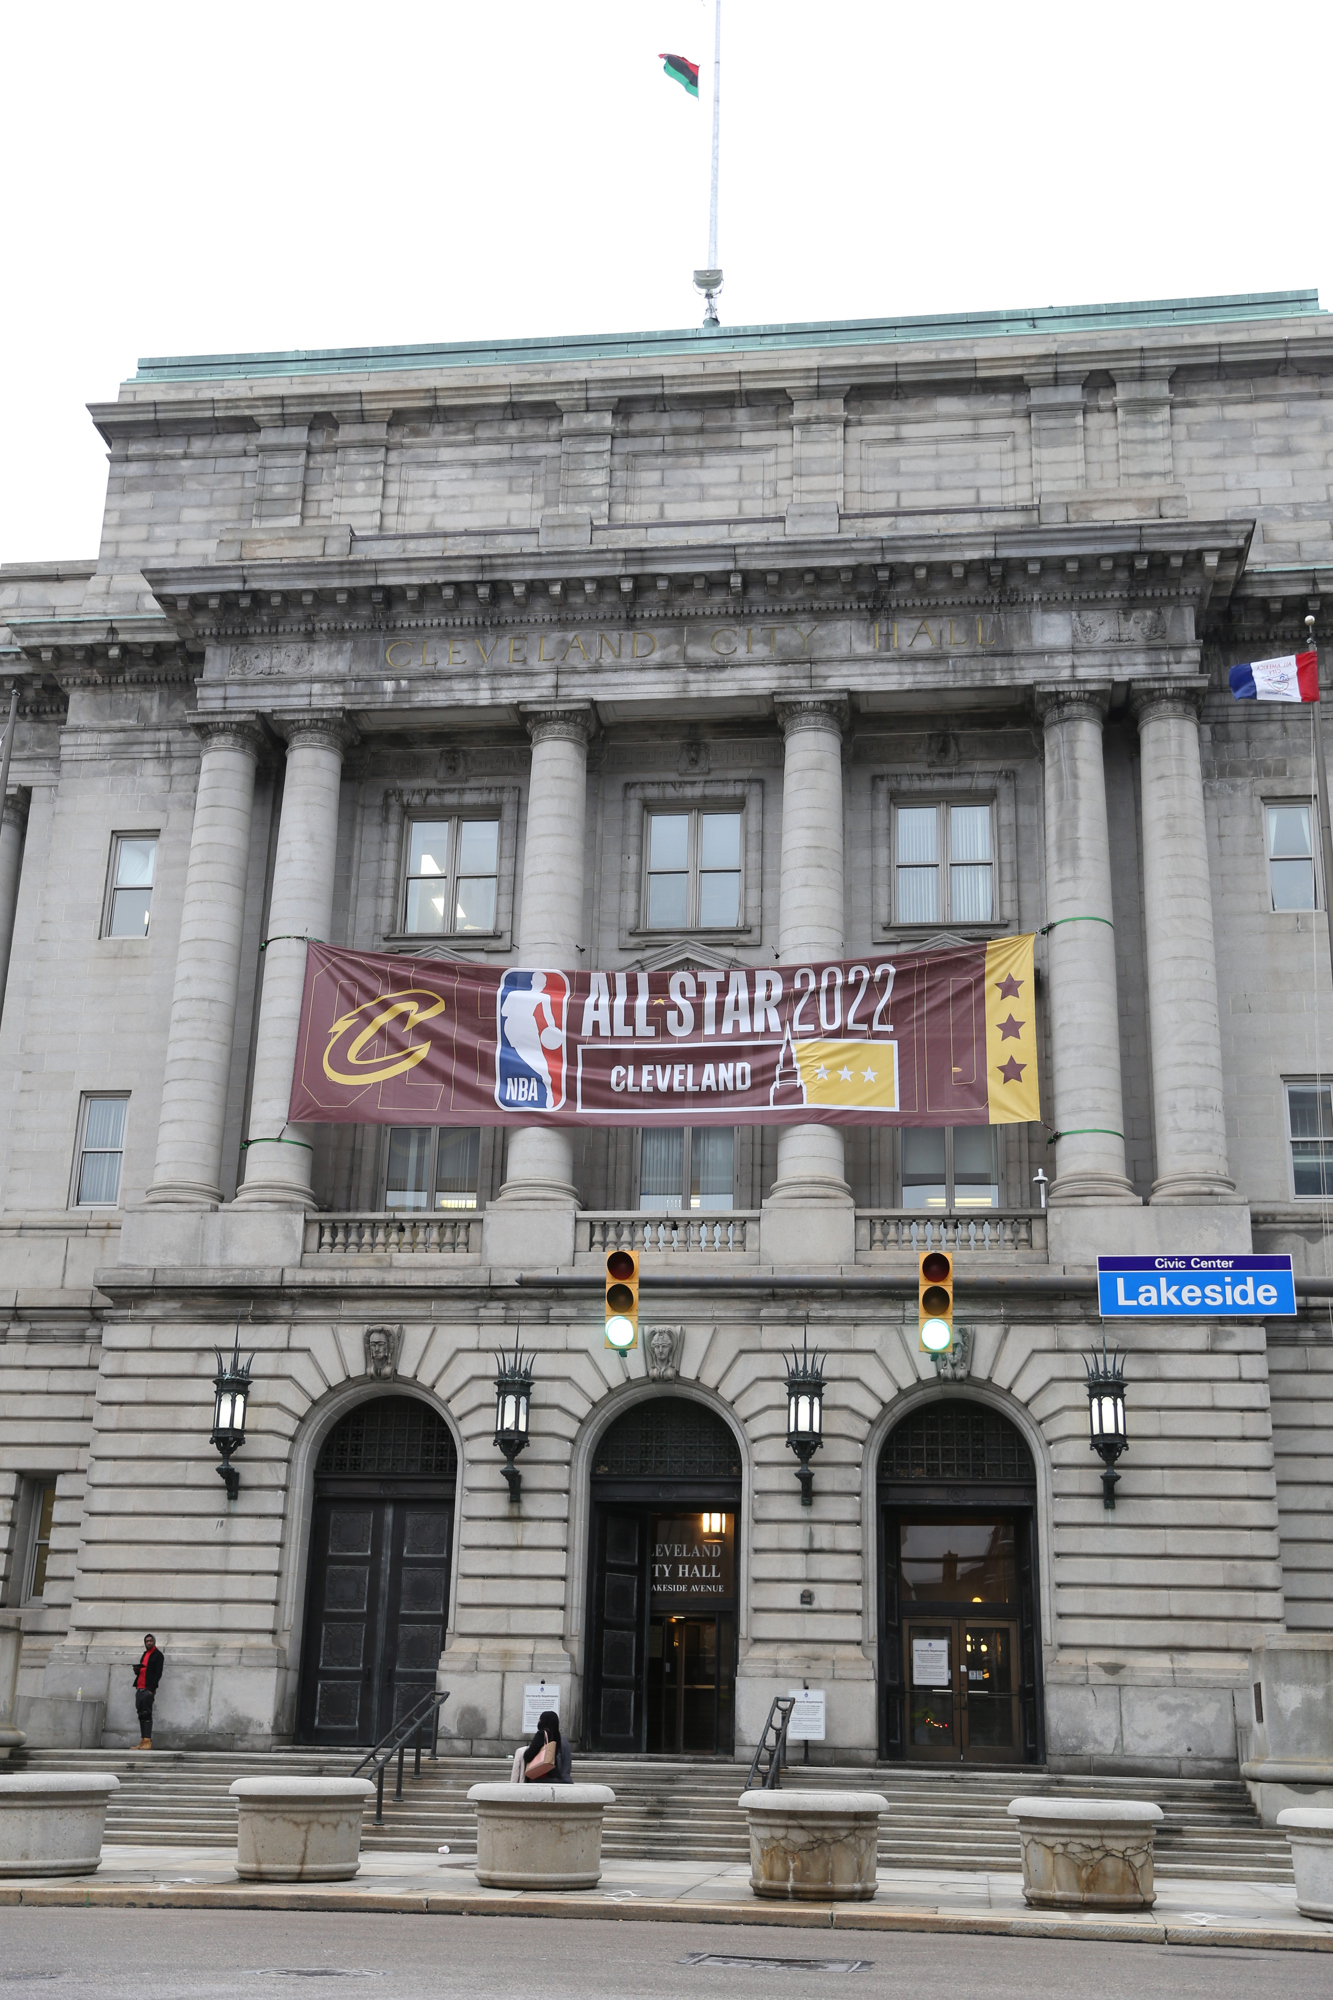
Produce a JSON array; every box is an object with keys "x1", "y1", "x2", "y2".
[{"x1": 1097, "y1": 1255, "x2": 1296, "y2": 1318}]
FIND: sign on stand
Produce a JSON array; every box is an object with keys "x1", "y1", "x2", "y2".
[
  {"x1": 786, "y1": 1688, "x2": 826, "y2": 1741},
  {"x1": 522, "y1": 1681, "x2": 560, "y2": 1731},
  {"x1": 1097, "y1": 1255, "x2": 1296, "y2": 1318}
]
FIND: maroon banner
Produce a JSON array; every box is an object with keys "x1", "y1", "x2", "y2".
[{"x1": 287, "y1": 938, "x2": 1039, "y2": 1129}]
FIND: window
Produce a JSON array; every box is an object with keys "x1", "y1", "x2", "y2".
[
  {"x1": 1267, "y1": 805, "x2": 1316, "y2": 911},
  {"x1": 385, "y1": 1127, "x2": 481, "y2": 1210},
  {"x1": 902, "y1": 1126, "x2": 999, "y2": 1210},
  {"x1": 404, "y1": 818, "x2": 499, "y2": 935},
  {"x1": 103, "y1": 835, "x2": 157, "y2": 937},
  {"x1": 894, "y1": 804, "x2": 993, "y2": 925},
  {"x1": 645, "y1": 809, "x2": 742, "y2": 930},
  {"x1": 72, "y1": 1095, "x2": 128, "y2": 1207},
  {"x1": 639, "y1": 1127, "x2": 735, "y2": 1212},
  {"x1": 22, "y1": 1480, "x2": 57, "y2": 1602},
  {"x1": 1286, "y1": 1083, "x2": 1333, "y2": 1199}
]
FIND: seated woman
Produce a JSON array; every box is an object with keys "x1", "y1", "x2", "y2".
[{"x1": 510, "y1": 1708, "x2": 572, "y2": 1784}]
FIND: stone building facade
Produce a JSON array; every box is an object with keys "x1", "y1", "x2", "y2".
[{"x1": 1, "y1": 289, "x2": 1331, "y2": 1773}]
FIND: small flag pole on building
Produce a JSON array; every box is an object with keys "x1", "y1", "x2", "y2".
[
  {"x1": 1307, "y1": 615, "x2": 1333, "y2": 1000},
  {"x1": 692, "y1": 0, "x2": 724, "y2": 327}
]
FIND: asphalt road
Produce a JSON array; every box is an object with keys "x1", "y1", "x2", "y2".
[{"x1": 0, "y1": 1912, "x2": 1326, "y2": 1999}]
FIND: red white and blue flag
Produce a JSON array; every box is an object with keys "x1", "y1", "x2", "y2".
[{"x1": 1229, "y1": 651, "x2": 1320, "y2": 702}]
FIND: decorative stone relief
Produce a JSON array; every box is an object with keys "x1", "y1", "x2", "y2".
[
  {"x1": 932, "y1": 1327, "x2": 974, "y2": 1381},
  {"x1": 228, "y1": 644, "x2": 319, "y2": 678},
  {"x1": 364, "y1": 1324, "x2": 404, "y2": 1380},
  {"x1": 645, "y1": 1325, "x2": 684, "y2": 1383}
]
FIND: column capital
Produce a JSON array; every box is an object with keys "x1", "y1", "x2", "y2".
[
  {"x1": 268, "y1": 710, "x2": 358, "y2": 754},
  {"x1": 2, "y1": 787, "x2": 30, "y2": 833},
  {"x1": 1128, "y1": 676, "x2": 1208, "y2": 728},
  {"x1": 521, "y1": 703, "x2": 597, "y2": 748},
  {"x1": 774, "y1": 693, "x2": 850, "y2": 739},
  {"x1": 190, "y1": 712, "x2": 266, "y2": 761},
  {"x1": 1034, "y1": 681, "x2": 1111, "y2": 728}
]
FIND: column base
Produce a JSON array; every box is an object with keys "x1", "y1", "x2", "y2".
[
  {"x1": 1150, "y1": 1172, "x2": 1238, "y2": 1204},
  {"x1": 490, "y1": 1177, "x2": 580, "y2": 1207},
  {"x1": 232, "y1": 1175, "x2": 313, "y2": 1210},
  {"x1": 482, "y1": 1199, "x2": 576, "y2": 1273},
  {"x1": 141, "y1": 1179, "x2": 223, "y2": 1210},
  {"x1": 760, "y1": 1189, "x2": 855, "y2": 1269},
  {"x1": 1048, "y1": 1172, "x2": 1140, "y2": 1206}
]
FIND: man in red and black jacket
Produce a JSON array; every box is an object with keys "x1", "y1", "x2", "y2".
[{"x1": 133, "y1": 1635, "x2": 164, "y2": 1749}]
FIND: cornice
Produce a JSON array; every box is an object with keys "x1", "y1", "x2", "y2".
[{"x1": 144, "y1": 518, "x2": 1254, "y2": 642}]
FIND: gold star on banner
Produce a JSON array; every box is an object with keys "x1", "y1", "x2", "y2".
[
  {"x1": 792, "y1": 1039, "x2": 899, "y2": 1110},
  {"x1": 995, "y1": 972, "x2": 1022, "y2": 1000},
  {"x1": 997, "y1": 1014, "x2": 1024, "y2": 1041}
]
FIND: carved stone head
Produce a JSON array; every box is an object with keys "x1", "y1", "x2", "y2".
[
  {"x1": 646, "y1": 1325, "x2": 684, "y2": 1383},
  {"x1": 364, "y1": 1324, "x2": 403, "y2": 1380}
]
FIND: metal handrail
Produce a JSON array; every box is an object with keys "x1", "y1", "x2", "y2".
[
  {"x1": 744, "y1": 1694, "x2": 795, "y2": 1792},
  {"x1": 351, "y1": 1689, "x2": 449, "y2": 1823}
]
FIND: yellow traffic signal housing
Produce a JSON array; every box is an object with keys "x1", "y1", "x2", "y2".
[
  {"x1": 918, "y1": 1249, "x2": 954, "y2": 1355},
  {"x1": 604, "y1": 1248, "x2": 639, "y2": 1351}
]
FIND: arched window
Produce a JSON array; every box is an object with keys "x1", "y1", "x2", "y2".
[
  {"x1": 593, "y1": 1397, "x2": 741, "y2": 1480},
  {"x1": 317, "y1": 1395, "x2": 457, "y2": 1481},
  {"x1": 880, "y1": 1401, "x2": 1034, "y2": 1486}
]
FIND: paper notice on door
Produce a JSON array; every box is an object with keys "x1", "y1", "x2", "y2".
[
  {"x1": 522, "y1": 1681, "x2": 561, "y2": 1731},
  {"x1": 912, "y1": 1638, "x2": 951, "y2": 1688},
  {"x1": 786, "y1": 1689, "x2": 826, "y2": 1741}
]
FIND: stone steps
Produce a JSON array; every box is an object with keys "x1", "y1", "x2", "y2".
[{"x1": 16, "y1": 1748, "x2": 1292, "y2": 1881}]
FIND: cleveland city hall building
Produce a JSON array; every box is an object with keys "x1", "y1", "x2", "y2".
[{"x1": 1, "y1": 288, "x2": 1331, "y2": 1779}]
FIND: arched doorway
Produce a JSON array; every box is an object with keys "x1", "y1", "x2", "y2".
[
  {"x1": 877, "y1": 1400, "x2": 1043, "y2": 1765},
  {"x1": 296, "y1": 1396, "x2": 457, "y2": 1746},
  {"x1": 585, "y1": 1397, "x2": 742, "y2": 1757}
]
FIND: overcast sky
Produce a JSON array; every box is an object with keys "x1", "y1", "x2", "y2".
[{"x1": 2, "y1": 0, "x2": 1328, "y2": 564}]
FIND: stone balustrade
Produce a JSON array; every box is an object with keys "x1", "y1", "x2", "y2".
[
  {"x1": 304, "y1": 1214, "x2": 482, "y2": 1258},
  {"x1": 582, "y1": 1213, "x2": 759, "y2": 1256},
  {"x1": 1008, "y1": 1796, "x2": 1162, "y2": 1909},
  {"x1": 856, "y1": 1211, "x2": 1047, "y2": 1255}
]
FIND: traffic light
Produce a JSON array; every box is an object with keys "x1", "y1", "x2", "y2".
[
  {"x1": 604, "y1": 1248, "x2": 639, "y2": 1351},
  {"x1": 918, "y1": 1250, "x2": 954, "y2": 1354}
]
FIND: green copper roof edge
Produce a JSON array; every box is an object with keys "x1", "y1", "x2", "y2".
[{"x1": 132, "y1": 290, "x2": 1324, "y2": 384}]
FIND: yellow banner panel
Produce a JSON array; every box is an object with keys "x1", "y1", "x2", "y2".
[{"x1": 984, "y1": 935, "x2": 1040, "y2": 1125}]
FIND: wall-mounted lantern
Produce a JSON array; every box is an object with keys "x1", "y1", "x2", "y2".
[
  {"x1": 211, "y1": 1329, "x2": 254, "y2": 1501},
  {"x1": 784, "y1": 1329, "x2": 825, "y2": 1508},
  {"x1": 493, "y1": 1335, "x2": 534, "y2": 1502},
  {"x1": 1084, "y1": 1331, "x2": 1128, "y2": 1509}
]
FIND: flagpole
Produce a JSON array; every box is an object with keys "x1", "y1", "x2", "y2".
[
  {"x1": 1308, "y1": 614, "x2": 1333, "y2": 1000},
  {"x1": 708, "y1": 0, "x2": 721, "y2": 270},
  {"x1": 692, "y1": 1, "x2": 723, "y2": 326}
]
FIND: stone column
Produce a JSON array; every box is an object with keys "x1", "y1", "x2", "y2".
[
  {"x1": 0, "y1": 789, "x2": 30, "y2": 1021},
  {"x1": 765, "y1": 698, "x2": 853, "y2": 1258},
  {"x1": 234, "y1": 714, "x2": 351, "y2": 1208},
  {"x1": 1035, "y1": 686, "x2": 1137, "y2": 1205},
  {"x1": 1131, "y1": 679, "x2": 1234, "y2": 1202},
  {"x1": 145, "y1": 718, "x2": 264, "y2": 1208},
  {"x1": 490, "y1": 706, "x2": 594, "y2": 1213}
]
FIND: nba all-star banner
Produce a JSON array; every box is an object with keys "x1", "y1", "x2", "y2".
[{"x1": 287, "y1": 935, "x2": 1039, "y2": 1130}]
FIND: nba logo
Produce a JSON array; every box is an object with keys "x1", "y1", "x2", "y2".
[{"x1": 496, "y1": 969, "x2": 569, "y2": 1112}]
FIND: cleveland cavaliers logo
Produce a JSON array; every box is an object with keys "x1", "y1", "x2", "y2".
[
  {"x1": 322, "y1": 989, "x2": 446, "y2": 1087},
  {"x1": 495, "y1": 969, "x2": 568, "y2": 1110}
]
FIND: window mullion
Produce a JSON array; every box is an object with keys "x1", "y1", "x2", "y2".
[
  {"x1": 683, "y1": 1125, "x2": 693, "y2": 1210},
  {"x1": 944, "y1": 1126, "x2": 955, "y2": 1211},
  {"x1": 689, "y1": 810, "x2": 701, "y2": 929},
  {"x1": 939, "y1": 804, "x2": 950, "y2": 925}
]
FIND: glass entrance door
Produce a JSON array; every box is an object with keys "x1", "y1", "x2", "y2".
[{"x1": 904, "y1": 1617, "x2": 1021, "y2": 1762}]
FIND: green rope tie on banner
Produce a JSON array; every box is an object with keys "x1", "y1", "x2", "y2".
[
  {"x1": 259, "y1": 935, "x2": 325, "y2": 950},
  {"x1": 1047, "y1": 1128, "x2": 1125, "y2": 1146},
  {"x1": 1038, "y1": 916, "x2": 1114, "y2": 935},
  {"x1": 239, "y1": 1135, "x2": 314, "y2": 1152}
]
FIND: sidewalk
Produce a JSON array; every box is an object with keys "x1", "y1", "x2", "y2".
[{"x1": 1, "y1": 1844, "x2": 1329, "y2": 1952}]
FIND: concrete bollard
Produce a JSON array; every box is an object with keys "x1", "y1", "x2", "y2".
[
  {"x1": 467, "y1": 1782, "x2": 615, "y2": 1889},
  {"x1": 1008, "y1": 1796, "x2": 1163, "y2": 1909},
  {"x1": 229, "y1": 1776, "x2": 375, "y2": 1882},
  {"x1": 1277, "y1": 1808, "x2": 1333, "y2": 1920},
  {"x1": 739, "y1": 1788, "x2": 888, "y2": 1901},
  {"x1": 0, "y1": 1773, "x2": 119, "y2": 1875}
]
